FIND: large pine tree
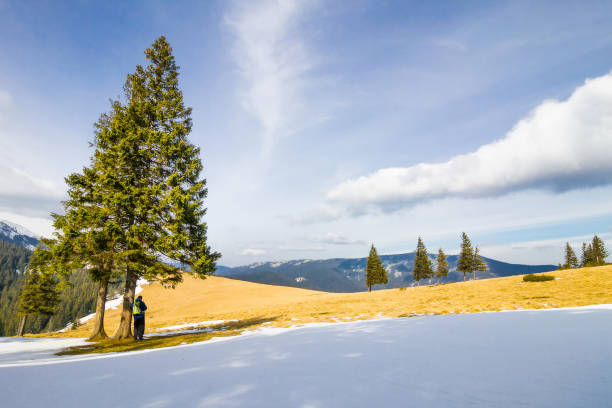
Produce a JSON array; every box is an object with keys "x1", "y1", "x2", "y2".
[
  {"x1": 365, "y1": 244, "x2": 387, "y2": 292},
  {"x1": 435, "y1": 248, "x2": 449, "y2": 285},
  {"x1": 413, "y1": 237, "x2": 433, "y2": 286},
  {"x1": 457, "y1": 232, "x2": 474, "y2": 281},
  {"x1": 89, "y1": 37, "x2": 221, "y2": 339}
]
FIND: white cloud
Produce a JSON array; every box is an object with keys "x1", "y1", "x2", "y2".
[
  {"x1": 0, "y1": 164, "x2": 64, "y2": 217},
  {"x1": 241, "y1": 248, "x2": 267, "y2": 256},
  {"x1": 225, "y1": 0, "x2": 317, "y2": 152},
  {"x1": 327, "y1": 72, "x2": 612, "y2": 213}
]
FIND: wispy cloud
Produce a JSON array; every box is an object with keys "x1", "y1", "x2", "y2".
[
  {"x1": 432, "y1": 38, "x2": 468, "y2": 52},
  {"x1": 310, "y1": 232, "x2": 365, "y2": 246},
  {"x1": 0, "y1": 164, "x2": 64, "y2": 217},
  {"x1": 283, "y1": 204, "x2": 342, "y2": 225},
  {"x1": 241, "y1": 248, "x2": 267, "y2": 256},
  {"x1": 326, "y1": 72, "x2": 612, "y2": 214},
  {"x1": 225, "y1": 0, "x2": 318, "y2": 153}
]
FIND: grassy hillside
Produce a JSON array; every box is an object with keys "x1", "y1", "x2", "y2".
[{"x1": 55, "y1": 265, "x2": 612, "y2": 342}]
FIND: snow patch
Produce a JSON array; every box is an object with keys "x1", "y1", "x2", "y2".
[
  {"x1": 155, "y1": 320, "x2": 230, "y2": 332},
  {"x1": 0, "y1": 337, "x2": 88, "y2": 364}
]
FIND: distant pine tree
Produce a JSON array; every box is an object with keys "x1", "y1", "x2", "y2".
[
  {"x1": 564, "y1": 242, "x2": 579, "y2": 269},
  {"x1": 365, "y1": 244, "x2": 388, "y2": 292},
  {"x1": 473, "y1": 247, "x2": 488, "y2": 280},
  {"x1": 435, "y1": 248, "x2": 449, "y2": 285},
  {"x1": 457, "y1": 232, "x2": 475, "y2": 281},
  {"x1": 591, "y1": 235, "x2": 609, "y2": 266},
  {"x1": 580, "y1": 242, "x2": 594, "y2": 267},
  {"x1": 413, "y1": 237, "x2": 433, "y2": 286}
]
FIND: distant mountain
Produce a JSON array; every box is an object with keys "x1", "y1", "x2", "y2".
[
  {"x1": 0, "y1": 220, "x2": 40, "y2": 250},
  {"x1": 217, "y1": 253, "x2": 556, "y2": 292}
]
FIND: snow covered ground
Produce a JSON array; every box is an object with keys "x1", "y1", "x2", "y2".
[
  {"x1": 1, "y1": 306, "x2": 611, "y2": 407},
  {"x1": 0, "y1": 337, "x2": 89, "y2": 364}
]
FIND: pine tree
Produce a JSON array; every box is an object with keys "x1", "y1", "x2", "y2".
[
  {"x1": 435, "y1": 248, "x2": 449, "y2": 285},
  {"x1": 16, "y1": 247, "x2": 61, "y2": 336},
  {"x1": 88, "y1": 37, "x2": 221, "y2": 339},
  {"x1": 580, "y1": 242, "x2": 593, "y2": 267},
  {"x1": 591, "y1": 235, "x2": 609, "y2": 266},
  {"x1": 365, "y1": 244, "x2": 388, "y2": 292},
  {"x1": 457, "y1": 232, "x2": 475, "y2": 281},
  {"x1": 473, "y1": 247, "x2": 488, "y2": 280},
  {"x1": 413, "y1": 237, "x2": 433, "y2": 286},
  {"x1": 564, "y1": 242, "x2": 579, "y2": 269}
]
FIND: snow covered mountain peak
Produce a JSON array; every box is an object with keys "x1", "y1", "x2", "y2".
[
  {"x1": 0, "y1": 220, "x2": 39, "y2": 238},
  {"x1": 0, "y1": 220, "x2": 40, "y2": 250}
]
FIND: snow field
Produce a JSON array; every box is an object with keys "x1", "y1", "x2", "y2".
[{"x1": 1, "y1": 305, "x2": 611, "y2": 407}]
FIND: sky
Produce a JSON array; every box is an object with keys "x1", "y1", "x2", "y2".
[{"x1": 1, "y1": 0, "x2": 612, "y2": 266}]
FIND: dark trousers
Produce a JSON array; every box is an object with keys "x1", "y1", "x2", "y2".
[{"x1": 134, "y1": 316, "x2": 145, "y2": 340}]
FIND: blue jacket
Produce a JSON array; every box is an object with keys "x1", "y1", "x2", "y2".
[{"x1": 133, "y1": 299, "x2": 147, "y2": 319}]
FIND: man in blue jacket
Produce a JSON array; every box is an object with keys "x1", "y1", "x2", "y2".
[{"x1": 132, "y1": 295, "x2": 148, "y2": 340}]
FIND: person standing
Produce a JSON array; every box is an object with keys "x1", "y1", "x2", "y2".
[{"x1": 132, "y1": 295, "x2": 147, "y2": 340}]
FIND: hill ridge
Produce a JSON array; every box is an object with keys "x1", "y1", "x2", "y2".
[{"x1": 218, "y1": 252, "x2": 556, "y2": 292}]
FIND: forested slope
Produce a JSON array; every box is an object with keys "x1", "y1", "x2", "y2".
[{"x1": 0, "y1": 240, "x2": 122, "y2": 336}]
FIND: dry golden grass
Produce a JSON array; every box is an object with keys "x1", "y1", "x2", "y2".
[{"x1": 53, "y1": 264, "x2": 612, "y2": 341}]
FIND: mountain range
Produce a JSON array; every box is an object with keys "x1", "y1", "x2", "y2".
[{"x1": 217, "y1": 254, "x2": 557, "y2": 292}]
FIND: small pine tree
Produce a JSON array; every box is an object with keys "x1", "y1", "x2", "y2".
[
  {"x1": 564, "y1": 242, "x2": 579, "y2": 269},
  {"x1": 580, "y1": 242, "x2": 594, "y2": 267},
  {"x1": 457, "y1": 232, "x2": 475, "y2": 281},
  {"x1": 435, "y1": 248, "x2": 449, "y2": 285},
  {"x1": 16, "y1": 248, "x2": 61, "y2": 336},
  {"x1": 365, "y1": 244, "x2": 388, "y2": 292},
  {"x1": 591, "y1": 235, "x2": 609, "y2": 266},
  {"x1": 473, "y1": 247, "x2": 488, "y2": 280},
  {"x1": 413, "y1": 237, "x2": 433, "y2": 286}
]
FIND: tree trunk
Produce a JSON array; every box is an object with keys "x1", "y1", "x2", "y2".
[
  {"x1": 115, "y1": 268, "x2": 137, "y2": 340},
  {"x1": 473, "y1": 271, "x2": 476, "y2": 280},
  {"x1": 16, "y1": 315, "x2": 27, "y2": 337},
  {"x1": 368, "y1": 285, "x2": 371, "y2": 292},
  {"x1": 463, "y1": 273, "x2": 466, "y2": 282},
  {"x1": 437, "y1": 276, "x2": 440, "y2": 285},
  {"x1": 89, "y1": 278, "x2": 109, "y2": 340}
]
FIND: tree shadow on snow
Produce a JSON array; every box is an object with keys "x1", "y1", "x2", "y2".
[{"x1": 57, "y1": 316, "x2": 279, "y2": 356}]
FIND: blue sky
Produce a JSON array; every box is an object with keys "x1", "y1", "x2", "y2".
[{"x1": 1, "y1": 0, "x2": 612, "y2": 266}]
